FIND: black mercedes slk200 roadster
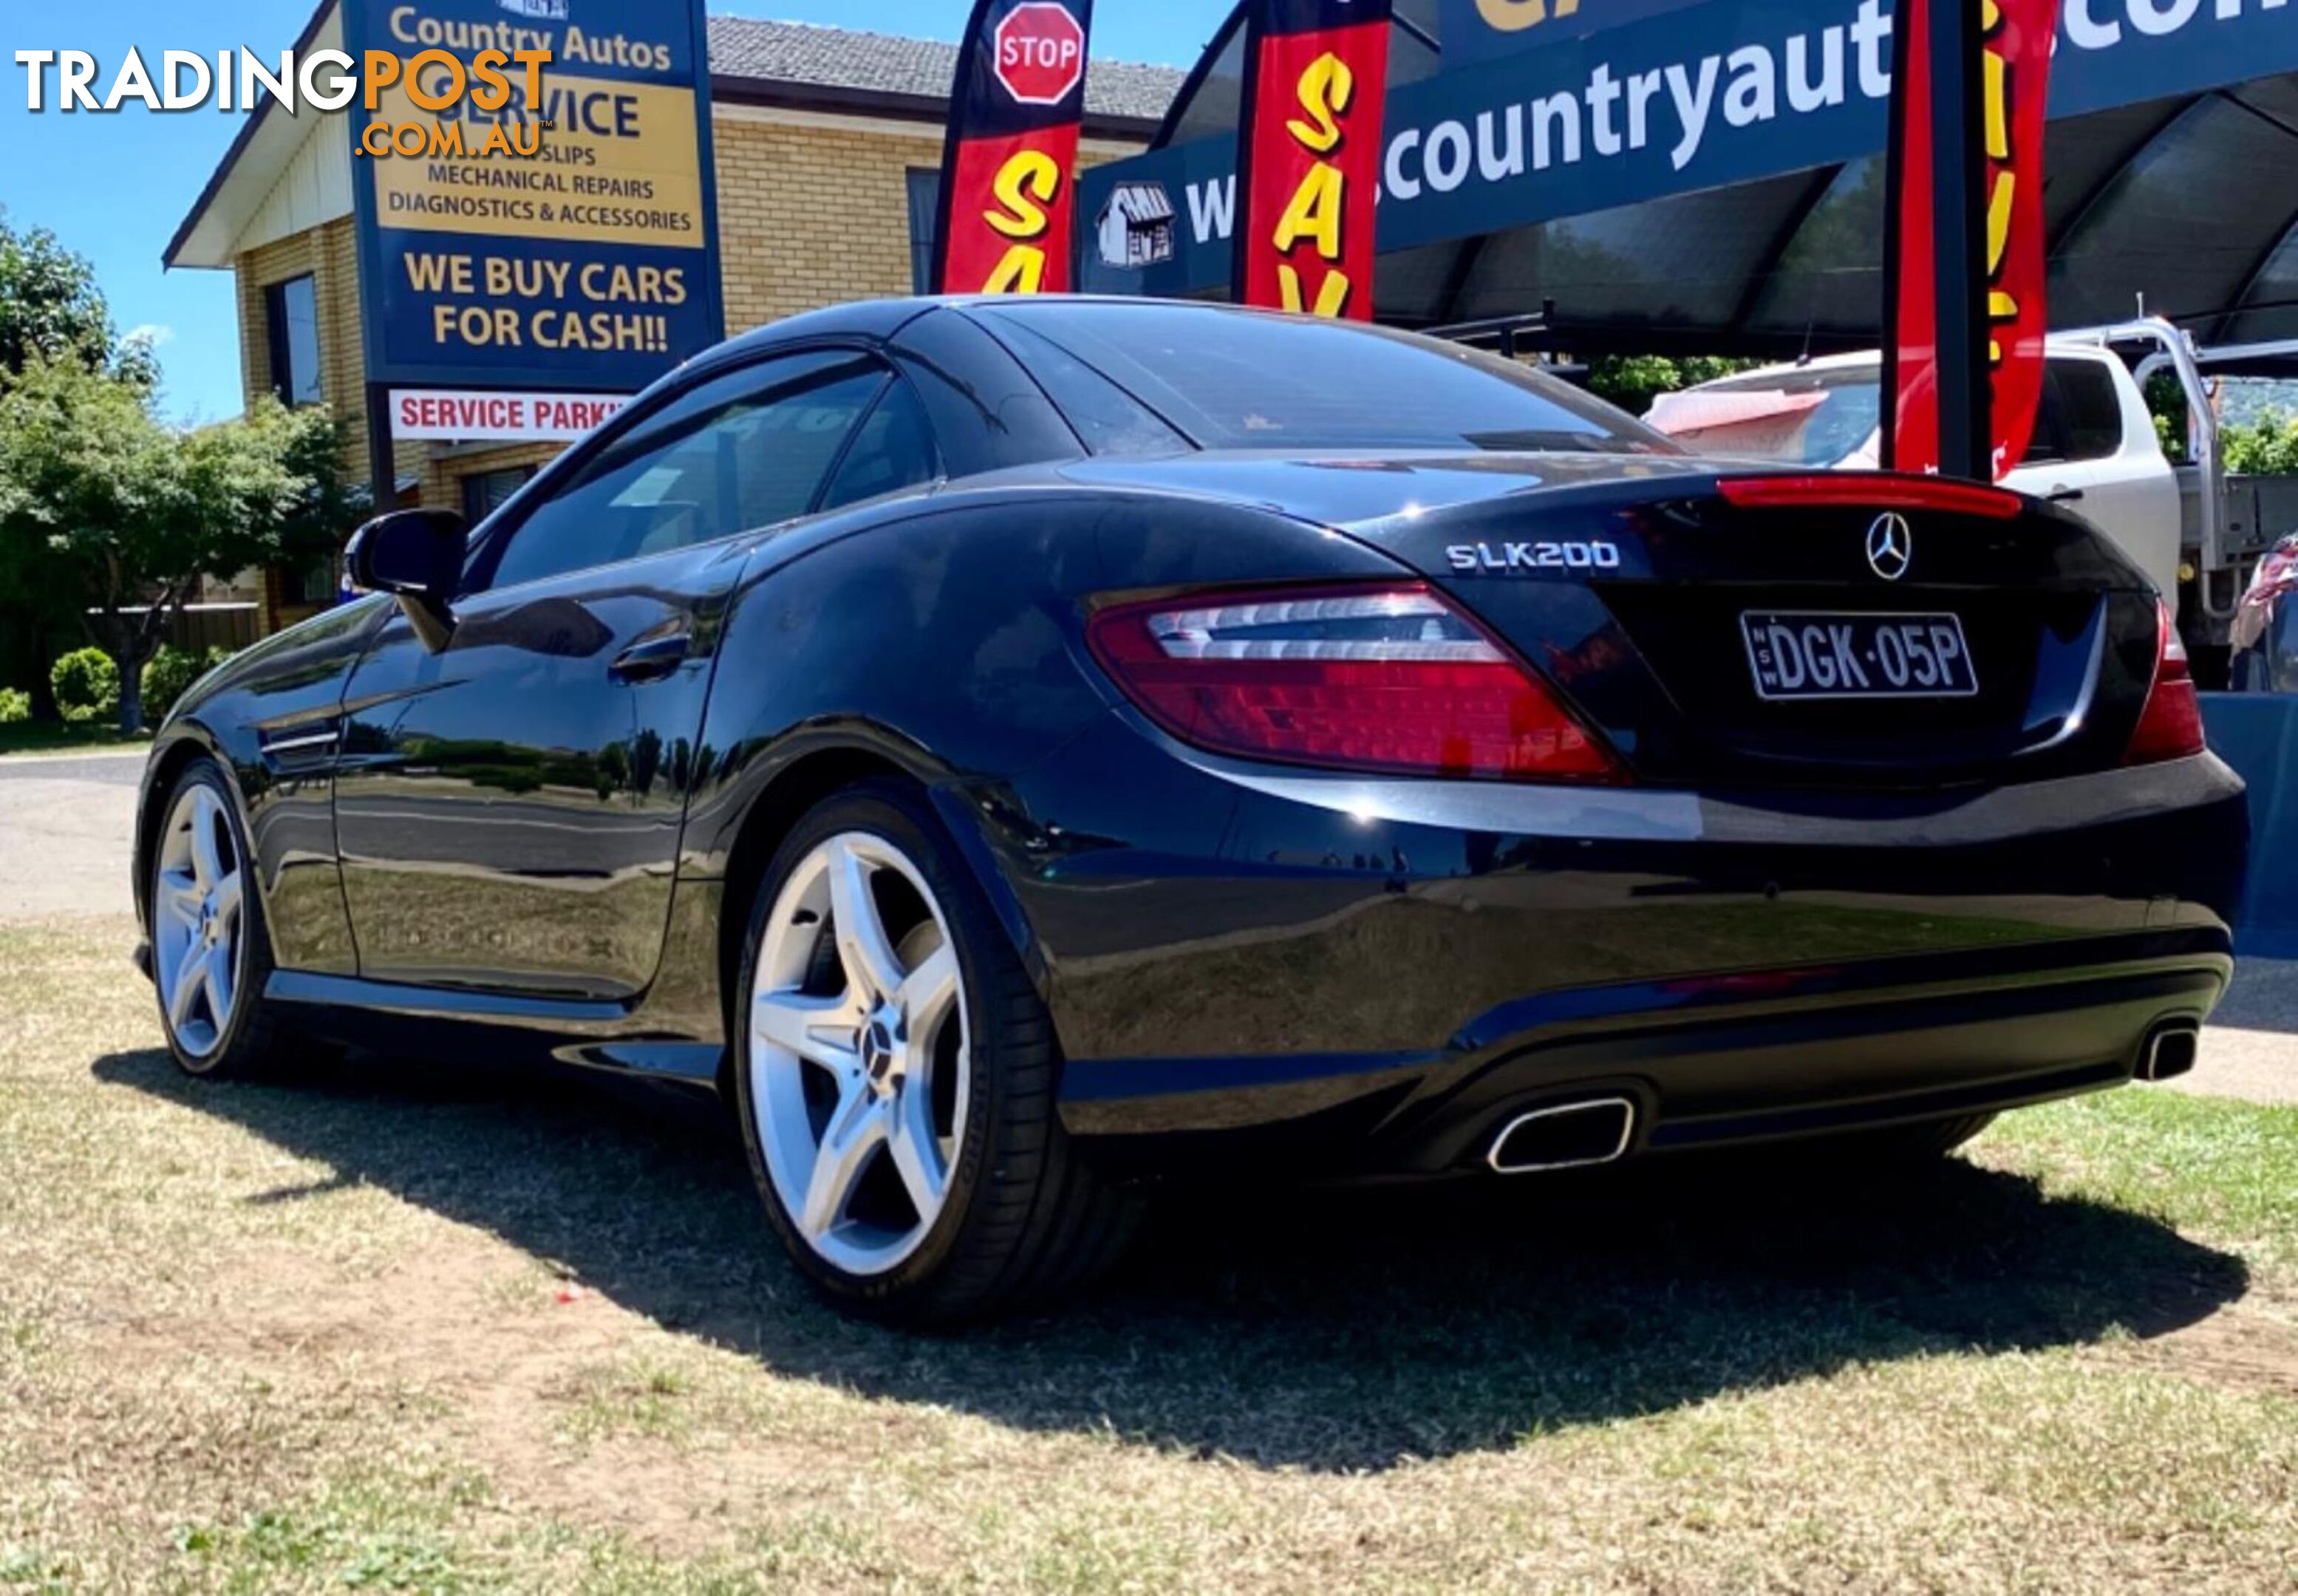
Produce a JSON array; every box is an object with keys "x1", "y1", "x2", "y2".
[{"x1": 134, "y1": 298, "x2": 2247, "y2": 1322}]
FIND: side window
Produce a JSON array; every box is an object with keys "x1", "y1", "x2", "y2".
[
  {"x1": 2022, "y1": 371, "x2": 2068, "y2": 466},
  {"x1": 482, "y1": 353, "x2": 887, "y2": 592},
  {"x1": 2054, "y1": 358, "x2": 2127, "y2": 462},
  {"x1": 820, "y1": 378, "x2": 941, "y2": 512}
]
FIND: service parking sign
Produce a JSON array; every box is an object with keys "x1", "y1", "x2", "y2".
[{"x1": 993, "y1": 3, "x2": 1086, "y2": 105}]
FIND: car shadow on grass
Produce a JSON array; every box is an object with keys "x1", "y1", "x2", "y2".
[{"x1": 95, "y1": 1046, "x2": 2248, "y2": 1473}]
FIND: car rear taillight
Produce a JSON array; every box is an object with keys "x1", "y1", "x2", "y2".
[
  {"x1": 1716, "y1": 472, "x2": 2025, "y2": 520},
  {"x1": 2126, "y1": 601, "x2": 2207, "y2": 766},
  {"x1": 1085, "y1": 584, "x2": 1626, "y2": 782}
]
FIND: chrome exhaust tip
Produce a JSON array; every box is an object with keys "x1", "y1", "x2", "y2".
[
  {"x1": 1487, "y1": 1097, "x2": 1638, "y2": 1175},
  {"x1": 2139, "y1": 1023, "x2": 2201, "y2": 1083}
]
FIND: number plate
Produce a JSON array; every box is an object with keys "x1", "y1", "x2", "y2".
[{"x1": 1740, "y1": 612, "x2": 1980, "y2": 700}]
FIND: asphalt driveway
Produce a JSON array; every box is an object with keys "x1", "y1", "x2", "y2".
[
  {"x1": 0, "y1": 748, "x2": 140, "y2": 921},
  {"x1": 4, "y1": 746, "x2": 2291, "y2": 1105}
]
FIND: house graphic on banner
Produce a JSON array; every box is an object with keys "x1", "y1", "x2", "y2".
[{"x1": 1097, "y1": 183, "x2": 1176, "y2": 270}]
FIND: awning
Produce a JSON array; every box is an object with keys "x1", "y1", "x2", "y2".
[{"x1": 1080, "y1": 0, "x2": 2298, "y2": 356}]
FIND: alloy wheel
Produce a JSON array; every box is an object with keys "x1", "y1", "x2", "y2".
[
  {"x1": 749, "y1": 831, "x2": 971, "y2": 1276},
  {"x1": 153, "y1": 783, "x2": 246, "y2": 1060}
]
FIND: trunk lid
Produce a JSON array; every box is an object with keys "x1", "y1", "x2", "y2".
[{"x1": 1061, "y1": 451, "x2": 2162, "y2": 789}]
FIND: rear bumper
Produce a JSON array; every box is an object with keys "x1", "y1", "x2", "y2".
[
  {"x1": 1059, "y1": 930, "x2": 2229, "y2": 1178},
  {"x1": 989, "y1": 720, "x2": 2248, "y2": 1178}
]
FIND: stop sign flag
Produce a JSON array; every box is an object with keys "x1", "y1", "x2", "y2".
[
  {"x1": 934, "y1": 0, "x2": 1097, "y2": 294},
  {"x1": 994, "y1": 3, "x2": 1086, "y2": 106}
]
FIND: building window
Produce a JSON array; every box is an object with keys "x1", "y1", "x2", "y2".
[
  {"x1": 461, "y1": 466, "x2": 537, "y2": 527},
  {"x1": 293, "y1": 555, "x2": 338, "y2": 606},
  {"x1": 264, "y1": 275, "x2": 322, "y2": 407},
  {"x1": 906, "y1": 167, "x2": 941, "y2": 295}
]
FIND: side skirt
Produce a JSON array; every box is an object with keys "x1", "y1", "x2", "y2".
[{"x1": 265, "y1": 969, "x2": 726, "y2": 1091}]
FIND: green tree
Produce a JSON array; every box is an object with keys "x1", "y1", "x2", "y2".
[
  {"x1": 1586, "y1": 354, "x2": 1760, "y2": 419},
  {"x1": 0, "y1": 207, "x2": 152, "y2": 386},
  {"x1": 0, "y1": 356, "x2": 361, "y2": 733},
  {"x1": 0, "y1": 211, "x2": 157, "y2": 721},
  {"x1": 2221, "y1": 411, "x2": 2298, "y2": 477}
]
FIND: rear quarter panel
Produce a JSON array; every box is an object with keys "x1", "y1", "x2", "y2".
[{"x1": 677, "y1": 482, "x2": 1415, "y2": 942}]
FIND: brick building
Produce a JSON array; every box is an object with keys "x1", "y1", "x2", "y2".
[{"x1": 165, "y1": 10, "x2": 1181, "y2": 634}]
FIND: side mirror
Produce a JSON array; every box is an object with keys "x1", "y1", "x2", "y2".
[{"x1": 347, "y1": 509, "x2": 467, "y2": 652}]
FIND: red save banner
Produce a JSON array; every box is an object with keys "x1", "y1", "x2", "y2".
[
  {"x1": 942, "y1": 128, "x2": 1082, "y2": 293},
  {"x1": 1233, "y1": 0, "x2": 1393, "y2": 321},
  {"x1": 1883, "y1": 0, "x2": 1943, "y2": 474},
  {"x1": 935, "y1": 0, "x2": 1094, "y2": 295},
  {"x1": 1982, "y1": 0, "x2": 2056, "y2": 476},
  {"x1": 1883, "y1": 0, "x2": 2058, "y2": 479}
]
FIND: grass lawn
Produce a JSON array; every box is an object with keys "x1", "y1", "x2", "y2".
[
  {"x1": 1, "y1": 918, "x2": 2293, "y2": 1592},
  {"x1": 0, "y1": 721, "x2": 149, "y2": 759}
]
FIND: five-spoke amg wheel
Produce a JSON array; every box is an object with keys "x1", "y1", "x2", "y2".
[
  {"x1": 149, "y1": 759, "x2": 292, "y2": 1077},
  {"x1": 749, "y1": 829, "x2": 969, "y2": 1276},
  {"x1": 734, "y1": 780, "x2": 1138, "y2": 1323}
]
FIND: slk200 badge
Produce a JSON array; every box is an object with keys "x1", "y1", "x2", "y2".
[{"x1": 1447, "y1": 541, "x2": 1624, "y2": 573}]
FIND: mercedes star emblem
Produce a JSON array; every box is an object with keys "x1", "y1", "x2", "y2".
[{"x1": 1866, "y1": 512, "x2": 1913, "y2": 582}]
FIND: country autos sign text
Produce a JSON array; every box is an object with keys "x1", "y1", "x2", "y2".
[{"x1": 343, "y1": 0, "x2": 722, "y2": 393}]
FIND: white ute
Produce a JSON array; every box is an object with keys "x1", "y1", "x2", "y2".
[{"x1": 1650, "y1": 340, "x2": 2183, "y2": 604}]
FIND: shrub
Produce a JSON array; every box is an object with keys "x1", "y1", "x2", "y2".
[
  {"x1": 0, "y1": 687, "x2": 28, "y2": 726},
  {"x1": 50, "y1": 648, "x2": 119, "y2": 723},
  {"x1": 142, "y1": 647, "x2": 214, "y2": 721}
]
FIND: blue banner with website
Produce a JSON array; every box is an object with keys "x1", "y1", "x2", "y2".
[
  {"x1": 1080, "y1": 0, "x2": 2298, "y2": 297},
  {"x1": 343, "y1": 0, "x2": 723, "y2": 393}
]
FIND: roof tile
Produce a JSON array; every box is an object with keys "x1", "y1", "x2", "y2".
[{"x1": 704, "y1": 16, "x2": 1184, "y2": 126}]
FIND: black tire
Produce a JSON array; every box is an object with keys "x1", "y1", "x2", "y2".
[
  {"x1": 732, "y1": 778, "x2": 1141, "y2": 1324},
  {"x1": 147, "y1": 757, "x2": 298, "y2": 1079}
]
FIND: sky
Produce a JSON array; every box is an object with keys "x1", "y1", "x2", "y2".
[{"x1": 0, "y1": 1, "x2": 1235, "y2": 426}]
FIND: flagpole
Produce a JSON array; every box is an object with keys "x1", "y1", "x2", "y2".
[{"x1": 1927, "y1": 0, "x2": 1991, "y2": 482}]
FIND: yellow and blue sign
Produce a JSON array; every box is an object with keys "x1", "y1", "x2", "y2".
[{"x1": 344, "y1": 0, "x2": 723, "y2": 392}]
